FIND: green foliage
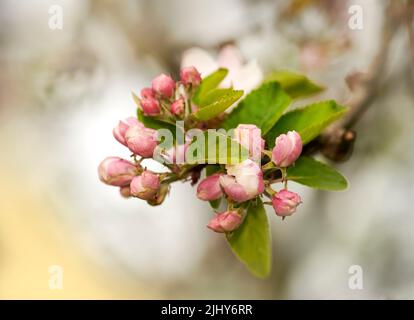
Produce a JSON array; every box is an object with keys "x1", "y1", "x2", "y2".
[
  {"x1": 132, "y1": 68, "x2": 349, "y2": 278},
  {"x1": 197, "y1": 88, "x2": 235, "y2": 107},
  {"x1": 205, "y1": 164, "x2": 221, "y2": 176},
  {"x1": 193, "y1": 90, "x2": 244, "y2": 121},
  {"x1": 265, "y1": 100, "x2": 347, "y2": 147},
  {"x1": 287, "y1": 156, "x2": 348, "y2": 191},
  {"x1": 137, "y1": 109, "x2": 177, "y2": 137},
  {"x1": 221, "y1": 81, "x2": 291, "y2": 135},
  {"x1": 264, "y1": 70, "x2": 324, "y2": 98},
  {"x1": 193, "y1": 68, "x2": 228, "y2": 105},
  {"x1": 187, "y1": 130, "x2": 249, "y2": 164},
  {"x1": 227, "y1": 199, "x2": 271, "y2": 278}
]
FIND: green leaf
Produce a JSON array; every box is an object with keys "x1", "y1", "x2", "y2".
[
  {"x1": 287, "y1": 156, "x2": 348, "y2": 191},
  {"x1": 193, "y1": 68, "x2": 228, "y2": 104},
  {"x1": 133, "y1": 92, "x2": 175, "y2": 130},
  {"x1": 205, "y1": 165, "x2": 222, "y2": 209},
  {"x1": 264, "y1": 70, "x2": 324, "y2": 98},
  {"x1": 227, "y1": 199, "x2": 271, "y2": 278},
  {"x1": 221, "y1": 82, "x2": 291, "y2": 135},
  {"x1": 198, "y1": 88, "x2": 235, "y2": 107},
  {"x1": 137, "y1": 109, "x2": 177, "y2": 134},
  {"x1": 206, "y1": 164, "x2": 221, "y2": 176},
  {"x1": 209, "y1": 198, "x2": 221, "y2": 210},
  {"x1": 193, "y1": 90, "x2": 243, "y2": 121},
  {"x1": 265, "y1": 100, "x2": 347, "y2": 147},
  {"x1": 186, "y1": 130, "x2": 249, "y2": 165}
]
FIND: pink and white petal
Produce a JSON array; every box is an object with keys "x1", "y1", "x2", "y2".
[
  {"x1": 218, "y1": 45, "x2": 243, "y2": 71},
  {"x1": 231, "y1": 59, "x2": 263, "y2": 93},
  {"x1": 181, "y1": 47, "x2": 218, "y2": 77}
]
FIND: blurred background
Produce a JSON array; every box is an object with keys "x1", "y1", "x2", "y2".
[{"x1": 0, "y1": 0, "x2": 413, "y2": 299}]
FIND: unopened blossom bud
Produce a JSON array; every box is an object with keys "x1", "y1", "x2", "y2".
[
  {"x1": 98, "y1": 157, "x2": 138, "y2": 187},
  {"x1": 233, "y1": 124, "x2": 265, "y2": 162},
  {"x1": 197, "y1": 174, "x2": 223, "y2": 201},
  {"x1": 272, "y1": 131, "x2": 302, "y2": 167},
  {"x1": 180, "y1": 66, "x2": 201, "y2": 87},
  {"x1": 130, "y1": 171, "x2": 160, "y2": 200},
  {"x1": 141, "y1": 97, "x2": 161, "y2": 116},
  {"x1": 140, "y1": 87, "x2": 154, "y2": 99},
  {"x1": 119, "y1": 186, "x2": 131, "y2": 198},
  {"x1": 151, "y1": 74, "x2": 175, "y2": 98},
  {"x1": 113, "y1": 117, "x2": 140, "y2": 146},
  {"x1": 159, "y1": 139, "x2": 191, "y2": 165},
  {"x1": 220, "y1": 159, "x2": 264, "y2": 202},
  {"x1": 207, "y1": 211, "x2": 242, "y2": 233},
  {"x1": 272, "y1": 189, "x2": 302, "y2": 217},
  {"x1": 171, "y1": 98, "x2": 185, "y2": 116},
  {"x1": 125, "y1": 125, "x2": 158, "y2": 158}
]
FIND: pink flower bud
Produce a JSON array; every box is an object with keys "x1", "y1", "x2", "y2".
[
  {"x1": 113, "y1": 117, "x2": 140, "y2": 146},
  {"x1": 125, "y1": 125, "x2": 158, "y2": 158},
  {"x1": 272, "y1": 131, "x2": 302, "y2": 167},
  {"x1": 141, "y1": 97, "x2": 161, "y2": 116},
  {"x1": 119, "y1": 186, "x2": 131, "y2": 198},
  {"x1": 170, "y1": 98, "x2": 185, "y2": 116},
  {"x1": 180, "y1": 66, "x2": 201, "y2": 87},
  {"x1": 207, "y1": 210, "x2": 242, "y2": 233},
  {"x1": 160, "y1": 139, "x2": 191, "y2": 165},
  {"x1": 98, "y1": 157, "x2": 138, "y2": 186},
  {"x1": 219, "y1": 159, "x2": 264, "y2": 202},
  {"x1": 130, "y1": 171, "x2": 160, "y2": 200},
  {"x1": 197, "y1": 174, "x2": 223, "y2": 201},
  {"x1": 233, "y1": 124, "x2": 265, "y2": 162},
  {"x1": 140, "y1": 87, "x2": 154, "y2": 99},
  {"x1": 272, "y1": 189, "x2": 302, "y2": 217},
  {"x1": 151, "y1": 74, "x2": 175, "y2": 98}
]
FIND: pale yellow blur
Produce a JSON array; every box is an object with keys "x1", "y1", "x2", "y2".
[{"x1": 0, "y1": 164, "x2": 154, "y2": 299}]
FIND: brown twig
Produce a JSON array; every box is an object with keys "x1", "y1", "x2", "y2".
[
  {"x1": 404, "y1": 0, "x2": 414, "y2": 80},
  {"x1": 314, "y1": 0, "x2": 410, "y2": 162}
]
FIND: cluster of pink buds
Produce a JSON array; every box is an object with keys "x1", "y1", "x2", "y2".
[
  {"x1": 98, "y1": 114, "x2": 164, "y2": 202},
  {"x1": 112, "y1": 117, "x2": 159, "y2": 158},
  {"x1": 97, "y1": 62, "x2": 348, "y2": 276},
  {"x1": 98, "y1": 66, "x2": 203, "y2": 204},
  {"x1": 270, "y1": 131, "x2": 302, "y2": 217},
  {"x1": 139, "y1": 67, "x2": 201, "y2": 119},
  {"x1": 197, "y1": 127, "x2": 303, "y2": 233},
  {"x1": 98, "y1": 65, "x2": 304, "y2": 234},
  {"x1": 98, "y1": 155, "x2": 163, "y2": 202}
]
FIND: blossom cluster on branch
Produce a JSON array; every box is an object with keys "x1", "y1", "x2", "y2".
[{"x1": 97, "y1": 64, "x2": 348, "y2": 277}]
